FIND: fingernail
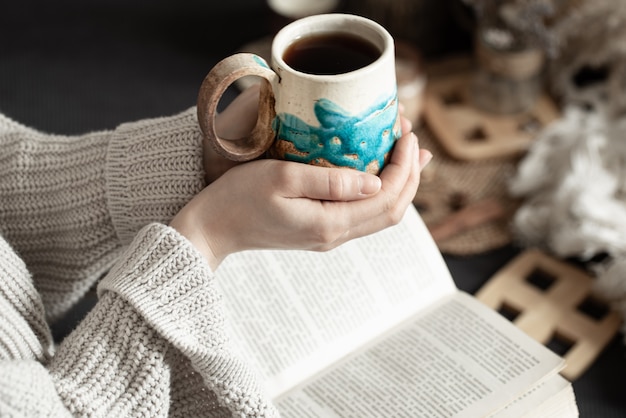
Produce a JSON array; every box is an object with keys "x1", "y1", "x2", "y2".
[
  {"x1": 359, "y1": 174, "x2": 382, "y2": 195},
  {"x1": 420, "y1": 150, "x2": 433, "y2": 168}
]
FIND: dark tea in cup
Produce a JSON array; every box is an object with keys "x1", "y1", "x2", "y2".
[{"x1": 282, "y1": 33, "x2": 381, "y2": 75}]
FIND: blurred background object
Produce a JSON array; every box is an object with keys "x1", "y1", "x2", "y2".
[
  {"x1": 267, "y1": 0, "x2": 339, "y2": 19},
  {"x1": 394, "y1": 41, "x2": 426, "y2": 126}
]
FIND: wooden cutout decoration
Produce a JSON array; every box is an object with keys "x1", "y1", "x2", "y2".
[
  {"x1": 423, "y1": 71, "x2": 560, "y2": 161},
  {"x1": 428, "y1": 198, "x2": 506, "y2": 244},
  {"x1": 476, "y1": 248, "x2": 622, "y2": 381}
]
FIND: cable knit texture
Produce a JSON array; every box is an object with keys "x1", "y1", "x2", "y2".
[{"x1": 0, "y1": 111, "x2": 278, "y2": 416}]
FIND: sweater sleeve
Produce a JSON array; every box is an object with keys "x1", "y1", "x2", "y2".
[
  {"x1": 105, "y1": 109, "x2": 206, "y2": 245},
  {"x1": 0, "y1": 224, "x2": 278, "y2": 417},
  {"x1": 0, "y1": 109, "x2": 206, "y2": 321},
  {"x1": 96, "y1": 223, "x2": 278, "y2": 417}
]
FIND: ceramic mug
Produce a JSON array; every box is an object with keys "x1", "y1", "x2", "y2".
[{"x1": 197, "y1": 13, "x2": 401, "y2": 174}]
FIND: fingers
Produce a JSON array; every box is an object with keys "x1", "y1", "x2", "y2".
[
  {"x1": 318, "y1": 132, "x2": 429, "y2": 249},
  {"x1": 278, "y1": 163, "x2": 382, "y2": 201},
  {"x1": 399, "y1": 114, "x2": 432, "y2": 171},
  {"x1": 253, "y1": 125, "x2": 429, "y2": 253},
  {"x1": 400, "y1": 113, "x2": 412, "y2": 137},
  {"x1": 418, "y1": 148, "x2": 433, "y2": 169},
  {"x1": 206, "y1": 85, "x2": 261, "y2": 183},
  {"x1": 214, "y1": 84, "x2": 260, "y2": 140},
  {"x1": 378, "y1": 130, "x2": 418, "y2": 199}
]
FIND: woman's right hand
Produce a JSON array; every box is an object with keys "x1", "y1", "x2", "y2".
[{"x1": 171, "y1": 116, "x2": 432, "y2": 271}]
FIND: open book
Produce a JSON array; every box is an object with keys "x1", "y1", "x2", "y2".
[{"x1": 215, "y1": 205, "x2": 579, "y2": 417}]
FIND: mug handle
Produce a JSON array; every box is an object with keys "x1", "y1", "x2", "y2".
[{"x1": 197, "y1": 53, "x2": 278, "y2": 161}]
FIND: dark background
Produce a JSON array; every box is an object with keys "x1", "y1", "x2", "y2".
[{"x1": 1, "y1": 1, "x2": 624, "y2": 416}]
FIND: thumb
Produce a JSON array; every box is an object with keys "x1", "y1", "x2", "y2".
[{"x1": 288, "y1": 165, "x2": 382, "y2": 201}]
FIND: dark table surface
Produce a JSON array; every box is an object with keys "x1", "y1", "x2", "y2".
[{"x1": 2, "y1": 1, "x2": 625, "y2": 416}]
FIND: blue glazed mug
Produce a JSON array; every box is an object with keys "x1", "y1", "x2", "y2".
[{"x1": 197, "y1": 14, "x2": 401, "y2": 175}]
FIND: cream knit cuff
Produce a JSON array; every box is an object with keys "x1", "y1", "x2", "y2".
[
  {"x1": 105, "y1": 107, "x2": 206, "y2": 245},
  {"x1": 98, "y1": 223, "x2": 277, "y2": 417},
  {"x1": 98, "y1": 223, "x2": 219, "y2": 344}
]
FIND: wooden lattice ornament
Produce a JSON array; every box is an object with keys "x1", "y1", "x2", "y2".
[
  {"x1": 476, "y1": 249, "x2": 622, "y2": 380},
  {"x1": 423, "y1": 69, "x2": 560, "y2": 161}
]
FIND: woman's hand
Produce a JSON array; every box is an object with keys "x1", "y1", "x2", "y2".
[
  {"x1": 203, "y1": 84, "x2": 260, "y2": 184},
  {"x1": 172, "y1": 114, "x2": 432, "y2": 271}
]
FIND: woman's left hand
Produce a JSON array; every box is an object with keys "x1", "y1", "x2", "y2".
[{"x1": 203, "y1": 84, "x2": 260, "y2": 183}]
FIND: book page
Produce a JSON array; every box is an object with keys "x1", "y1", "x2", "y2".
[
  {"x1": 490, "y1": 374, "x2": 577, "y2": 418},
  {"x1": 215, "y1": 206, "x2": 456, "y2": 398},
  {"x1": 275, "y1": 292, "x2": 567, "y2": 417}
]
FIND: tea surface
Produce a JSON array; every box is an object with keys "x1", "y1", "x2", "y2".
[{"x1": 283, "y1": 33, "x2": 380, "y2": 75}]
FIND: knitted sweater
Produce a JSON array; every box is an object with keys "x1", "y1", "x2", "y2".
[{"x1": 0, "y1": 110, "x2": 278, "y2": 417}]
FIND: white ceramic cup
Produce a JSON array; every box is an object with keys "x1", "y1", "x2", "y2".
[{"x1": 197, "y1": 13, "x2": 400, "y2": 174}]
